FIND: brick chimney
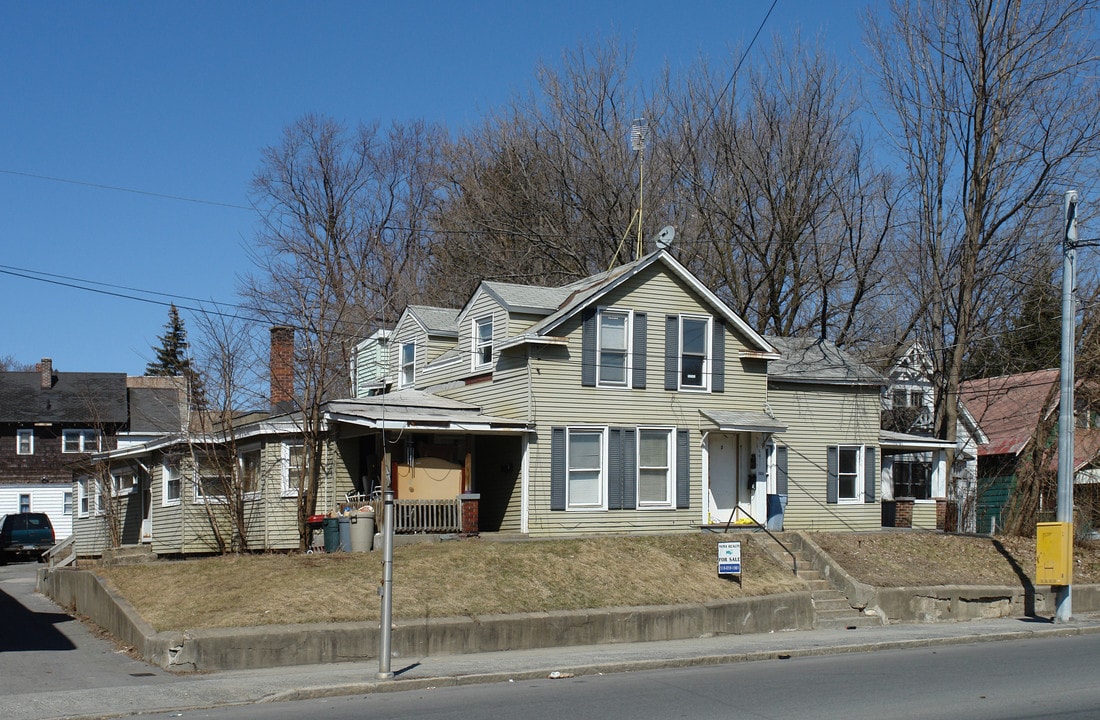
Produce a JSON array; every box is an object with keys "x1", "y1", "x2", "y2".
[
  {"x1": 37, "y1": 358, "x2": 54, "y2": 389},
  {"x1": 269, "y1": 326, "x2": 295, "y2": 413}
]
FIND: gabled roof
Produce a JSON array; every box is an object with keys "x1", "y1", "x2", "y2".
[
  {"x1": 0, "y1": 371, "x2": 128, "y2": 424},
  {"x1": 517, "y1": 250, "x2": 777, "y2": 357},
  {"x1": 959, "y1": 368, "x2": 1060, "y2": 457},
  {"x1": 766, "y1": 336, "x2": 884, "y2": 387},
  {"x1": 402, "y1": 306, "x2": 461, "y2": 337}
]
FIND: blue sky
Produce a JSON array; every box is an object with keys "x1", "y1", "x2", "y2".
[{"x1": 1, "y1": 1, "x2": 869, "y2": 375}]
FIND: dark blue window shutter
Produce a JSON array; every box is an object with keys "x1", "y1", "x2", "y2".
[
  {"x1": 664, "y1": 316, "x2": 679, "y2": 390},
  {"x1": 632, "y1": 313, "x2": 647, "y2": 389},
  {"x1": 864, "y1": 446, "x2": 877, "y2": 503},
  {"x1": 551, "y1": 428, "x2": 566, "y2": 510},
  {"x1": 581, "y1": 308, "x2": 597, "y2": 387},
  {"x1": 711, "y1": 320, "x2": 725, "y2": 393},
  {"x1": 826, "y1": 446, "x2": 838, "y2": 504},
  {"x1": 608, "y1": 428, "x2": 623, "y2": 510},
  {"x1": 676, "y1": 429, "x2": 690, "y2": 508},
  {"x1": 776, "y1": 445, "x2": 789, "y2": 495},
  {"x1": 622, "y1": 428, "x2": 637, "y2": 509}
]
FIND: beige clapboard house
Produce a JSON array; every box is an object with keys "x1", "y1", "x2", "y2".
[{"x1": 74, "y1": 249, "x2": 917, "y2": 557}]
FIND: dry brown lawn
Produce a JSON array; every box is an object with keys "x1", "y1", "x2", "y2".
[
  {"x1": 93, "y1": 532, "x2": 1100, "y2": 633},
  {"x1": 809, "y1": 532, "x2": 1100, "y2": 587},
  {"x1": 96, "y1": 534, "x2": 800, "y2": 632}
]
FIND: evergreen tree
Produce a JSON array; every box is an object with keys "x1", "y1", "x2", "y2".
[{"x1": 146, "y1": 305, "x2": 206, "y2": 409}]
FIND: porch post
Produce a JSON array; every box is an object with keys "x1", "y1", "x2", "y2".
[{"x1": 459, "y1": 493, "x2": 480, "y2": 535}]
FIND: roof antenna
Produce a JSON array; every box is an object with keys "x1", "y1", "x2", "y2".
[{"x1": 630, "y1": 118, "x2": 648, "y2": 260}]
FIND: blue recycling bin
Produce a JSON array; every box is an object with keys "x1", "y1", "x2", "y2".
[{"x1": 766, "y1": 494, "x2": 787, "y2": 531}]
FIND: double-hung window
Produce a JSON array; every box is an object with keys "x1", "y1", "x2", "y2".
[
  {"x1": 567, "y1": 428, "x2": 606, "y2": 509},
  {"x1": 827, "y1": 444, "x2": 876, "y2": 504},
  {"x1": 16, "y1": 429, "x2": 34, "y2": 455},
  {"x1": 473, "y1": 316, "x2": 493, "y2": 370},
  {"x1": 598, "y1": 309, "x2": 630, "y2": 386},
  {"x1": 399, "y1": 342, "x2": 416, "y2": 388},
  {"x1": 19, "y1": 494, "x2": 30, "y2": 513},
  {"x1": 281, "y1": 441, "x2": 305, "y2": 496},
  {"x1": 637, "y1": 427, "x2": 673, "y2": 507},
  {"x1": 680, "y1": 316, "x2": 710, "y2": 390},
  {"x1": 163, "y1": 460, "x2": 182, "y2": 505},
  {"x1": 62, "y1": 429, "x2": 100, "y2": 453},
  {"x1": 238, "y1": 446, "x2": 261, "y2": 496}
]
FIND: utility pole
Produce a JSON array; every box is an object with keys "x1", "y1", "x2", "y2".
[
  {"x1": 1055, "y1": 190, "x2": 1078, "y2": 623},
  {"x1": 377, "y1": 453, "x2": 395, "y2": 678}
]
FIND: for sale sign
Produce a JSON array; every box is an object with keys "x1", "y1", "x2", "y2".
[{"x1": 717, "y1": 541, "x2": 741, "y2": 576}]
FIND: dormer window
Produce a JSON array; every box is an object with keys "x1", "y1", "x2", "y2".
[
  {"x1": 473, "y1": 316, "x2": 493, "y2": 371},
  {"x1": 399, "y1": 342, "x2": 416, "y2": 388}
]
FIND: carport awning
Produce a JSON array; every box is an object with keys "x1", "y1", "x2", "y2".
[
  {"x1": 701, "y1": 409, "x2": 787, "y2": 434},
  {"x1": 325, "y1": 394, "x2": 529, "y2": 434},
  {"x1": 880, "y1": 430, "x2": 955, "y2": 452}
]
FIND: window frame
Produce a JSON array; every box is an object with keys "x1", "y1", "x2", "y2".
[
  {"x1": 597, "y1": 308, "x2": 631, "y2": 388},
  {"x1": 163, "y1": 459, "x2": 182, "y2": 506},
  {"x1": 19, "y1": 493, "x2": 30, "y2": 514},
  {"x1": 398, "y1": 341, "x2": 416, "y2": 388},
  {"x1": 62, "y1": 429, "x2": 100, "y2": 454},
  {"x1": 893, "y1": 458, "x2": 933, "y2": 501},
  {"x1": 16, "y1": 428, "x2": 34, "y2": 455},
  {"x1": 566, "y1": 426, "x2": 607, "y2": 511},
  {"x1": 237, "y1": 445, "x2": 263, "y2": 499},
  {"x1": 112, "y1": 470, "x2": 138, "y2": 496},
  {"x1": 636, "y1": 426, "x2": 674, "y2": 508},
  {"x1": 835, "y1": 444, "x2": 864, "y2": 504},
  {"x1": 678, "y1": 314, "x2": 711, "y2": 391},
  {"x1": 63, "y1": 491, "x2": 73, "y2": 516},
  {"x1": 281, "y1": 440, "x2": 305, "y2": 497},
  {"x1": 473, "y1": 316, "x2": 494, "y2": 371}
]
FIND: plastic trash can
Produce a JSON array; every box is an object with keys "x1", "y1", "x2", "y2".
[
  {"x1": 322, "y1": 518, "x2": 340, "y2": 552},
  {"x1": 337, "y1": 517, "x2": 352, "y2": 552},
  {"x1": 766, "y1": 494, "x2": 787, "y2": 531},
  {"x1": 349, "y1": 511, "x2": 375, "y2": 552}
]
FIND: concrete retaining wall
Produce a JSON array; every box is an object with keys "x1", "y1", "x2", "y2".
[
  {"x1": 37, "y1": 567, "x2": 813, "y2": 672},
  {"x1": 792, "y1": 532, "x2": 1100, "y2": 623}
]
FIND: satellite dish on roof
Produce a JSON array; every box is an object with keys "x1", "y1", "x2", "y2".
[{"x1": 654, "y1": 225, "x2": 676, "y2": 250}]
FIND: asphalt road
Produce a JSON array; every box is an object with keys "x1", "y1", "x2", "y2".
[
  {"x1": 135, "y1": 633, "x2": 1100, "y2": 720},
  {"x1": 0, "y1": 562, "x2": 178, "y2": 696}
]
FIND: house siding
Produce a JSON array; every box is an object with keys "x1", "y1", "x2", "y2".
[
  {"x1": 767, "y1": 380, "x2": 882, "y2": 532},
  {"x1": 440, "y1": 265, "x2": 771, "y2": 537},
  {"x1": 0, "y1": 484, "x2": 72, "y2": 538}
]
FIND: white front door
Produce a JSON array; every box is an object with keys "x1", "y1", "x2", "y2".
[{"x1": 708, "y1": 433, "x2": 738, "y2": 523}]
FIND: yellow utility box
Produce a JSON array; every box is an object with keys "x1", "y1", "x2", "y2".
[{"x1": 1036, "y1": 522, "x2": 1073, "y2": 586}]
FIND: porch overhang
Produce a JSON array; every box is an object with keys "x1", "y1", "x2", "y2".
[
  {"x1": 879, "y1": 430, "x2": 955, "y2": 453},
  {"x1": 325, "y1": 395, "x2": 529, "y2": 435},
  {"x1": 700, "y1": 409, "x2": 787, "y2": 434}
]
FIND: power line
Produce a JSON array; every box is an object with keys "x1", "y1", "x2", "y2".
[{"x1": 0, "y1": 168, "x2": 253, "y2": 211}]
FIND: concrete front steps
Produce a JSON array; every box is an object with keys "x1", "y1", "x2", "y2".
[{"x1": 756, "y1": 531, "x2": 882, "y2": 630}]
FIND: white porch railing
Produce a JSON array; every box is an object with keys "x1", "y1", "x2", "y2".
[{"x1": 392, "y1": 498, "x2": 461, "y2": 534}]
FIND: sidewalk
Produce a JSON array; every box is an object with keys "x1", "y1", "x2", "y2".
[{"x1": 6, "y1": 614, "x2": 1100, "y2": 720}]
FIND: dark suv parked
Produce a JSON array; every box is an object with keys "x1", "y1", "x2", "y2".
[{"x1": 0, "y1": 512, "x2": 55, "y2": 564}]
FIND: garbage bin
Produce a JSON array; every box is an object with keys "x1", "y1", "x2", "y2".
[
  {"x1": 349, "y1": 511, "x2": 375, "y2": 552},
  {"x1": 337, "y1": 516, "x2": 352, "y2": 552},
  {"x1": 322, "y1": 517, "x2": 340, "y2": 553},
  {"x1": 766, "y1": 494, "x2": 787, "y2": 531}
]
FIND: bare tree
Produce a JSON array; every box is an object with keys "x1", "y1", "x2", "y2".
[
  {"x1": 243, "y1": 114, "x2": 445, "y2": 549},
  {"x1": 428, "y1": 38, "x2": 672, "y2": 301},
  {"x1": 189, "y1": 312, "x2": 262, "y2": 553},
  {"x1": 867, "y1": 0, "x2": 1100, "y2": 475},
  {"x1": 669, "y1": 37, "x2": 897, "y2": 347}
]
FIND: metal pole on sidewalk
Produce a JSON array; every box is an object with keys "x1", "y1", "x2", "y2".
[
  {"x1": 1056, "y1": 189, "x2": 1078, "y2": 623},
  {"x1": 377, "y1": 488, "x2": 395, "y2": 678}
]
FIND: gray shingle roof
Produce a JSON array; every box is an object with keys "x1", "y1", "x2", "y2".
[
  {"x1": 0, "y1": 371, "x2": 128, "y2": 424},
  {"x1": 765, "y1": 336, "x2": 884, "y2": 386},
  {"x1": 128, "y1": 387, "x2": 183, "y2": 433},
  {"x1": 480, "y1": 282, "x2": 573, "y2": 314},
  {"x1": 406, "y1": 306, "x2": 460, "y2": 336}
]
